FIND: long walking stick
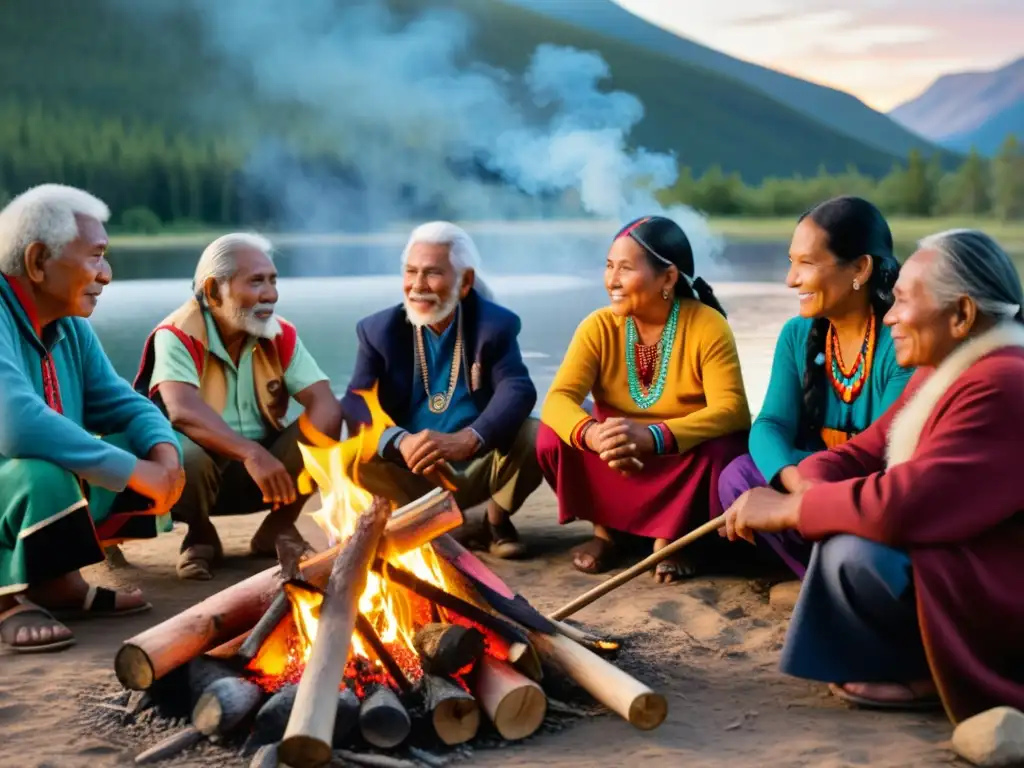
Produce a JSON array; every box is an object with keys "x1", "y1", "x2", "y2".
[{"x1": 547, "y1": 516, "x2": 727, "y2": 621}]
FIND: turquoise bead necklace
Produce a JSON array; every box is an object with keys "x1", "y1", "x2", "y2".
[{"x1": 626, "y1": 299, "x2": 680, "y2": 409}]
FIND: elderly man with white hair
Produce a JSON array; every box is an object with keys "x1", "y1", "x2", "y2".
[
  {"x1": 0, "y1": 184, "x2": 184, "y2": 653},
  {"x1": 133, "y1": 233, "x2": 341, "y2": 579},
  {"x1": 342, "y1": 221, "x2": 541, "y2": 558}
]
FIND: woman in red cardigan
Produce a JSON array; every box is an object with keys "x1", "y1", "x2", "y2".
[{"x1": 721, "y1": 228, "x2": 1024, "y2": 723}]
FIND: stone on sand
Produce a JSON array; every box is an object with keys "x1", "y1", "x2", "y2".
[
  {"x1": 952, "y1": 706, "x2": 1024, "y2": 766},
  {"x1": 768, "y1": 581, "x2": 801, "y2": 612}
]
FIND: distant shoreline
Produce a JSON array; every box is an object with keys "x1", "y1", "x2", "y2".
[{"x1": 108, "y1": 216, "x2": 1024, "y2": 252}]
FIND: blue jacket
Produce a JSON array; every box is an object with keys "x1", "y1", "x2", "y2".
[
  {"x1": 341, "y1": 289, "x2": 537, "y2": 453},
  {"x1": 0, "y1": 277, "x2": 179, "y2": 490}
]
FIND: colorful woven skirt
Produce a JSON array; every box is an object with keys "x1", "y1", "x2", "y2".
[{"x1": 536, "y1": 421, "x2": 748, "y2": 540}]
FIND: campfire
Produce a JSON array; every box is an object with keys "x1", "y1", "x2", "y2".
[{"x1": 111, "y1": 387, "x2": 667, "y2": 767}]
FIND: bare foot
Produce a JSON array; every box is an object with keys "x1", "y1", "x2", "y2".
[
  {"x1": 831, "y1": 680, "x2": 940, "y2": 710},
  {"x1": 652, "y1": 538, "x2": 697, "y2": 584}
]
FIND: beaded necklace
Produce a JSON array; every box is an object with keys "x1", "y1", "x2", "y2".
[
  {"x1": 825, "y1": 313, "x2": 875, "y2": 404},
  {"x1": 626, "y1": 299, "x2": 680, "y2": 409}
]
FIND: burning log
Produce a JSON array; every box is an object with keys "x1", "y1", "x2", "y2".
[
  {"x1": 192, "y1": 676, "x2": 264, "y2": 736},
  {"x1": 472, "y1": 655, "x2": 546, "y2": 741},
  {"x1": 413, "y1": 623, "x2": 485, "y2": 677},
  {"x1": 380, "y1": 487, "x2": 462, "y2": 557},
  {"x1": 377, "y1": 560, "x2": 527, "y2": 647},
  {"x1": 359, "y1": 686, "x2": 411, "y2": 749},
  {"x1": 185, "y1": 656, "x2": 238, "y2": 705},
  {"x1": 528, "y1": 630, "x2": 666, "y2": 731},
  {"x1": 251, "y1": 683, "x2": 298, "y2": 745},
  {"x1": 115, "y1": 489, "x2": 460, "y2": 691},
  {"x1": 332, "y1": 688, "x2": 361, "y2": 747},
  {"x1": 420, "y1": 675, "x2": 480, "y2": 746},
  {"x1": 278, "y1": 496, "x2": 390, "y2": 768}
]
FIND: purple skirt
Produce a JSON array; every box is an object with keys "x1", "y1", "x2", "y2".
[{"x1": 717, "y1": 453, "x2": 813, "y2": 579}]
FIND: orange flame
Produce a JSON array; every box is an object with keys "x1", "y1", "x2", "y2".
[{"x1": 250, "y1": 382, "x2": 458, "y2": 688}]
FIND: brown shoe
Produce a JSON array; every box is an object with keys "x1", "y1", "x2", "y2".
[{"x1": 486, "y1": 517, "x2": 527, "y2": 559}]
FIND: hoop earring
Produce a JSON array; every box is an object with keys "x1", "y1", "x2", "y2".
[
  {"x1": 661, "y1": 288, "x2": 670, "y2": 300},
  {"x1": 853, "y1": 279, "x2": 861, "y2": 291}
]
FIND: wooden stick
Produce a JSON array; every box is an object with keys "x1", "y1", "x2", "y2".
[
  {"x1": 192, "y1": 676, "x2": 264, "y2": 736},
  {"x1": 115, "y1": 489, "x2": 455, "y2": 690},
  {"x1": 356, "y1": 613, "x2": 413, "y2": 693},
  {"x1": 548, "y1": 517, "x2": 726, "y2": 621},
  {"x1": 420, "y1": 675, "x2": 480, "y2": 746},
  {"x1": 548, "y1": 619, "x2": 621, "y2": 656},
  {"x1": 472, "y1": 655, "x2": 547, "y2": 741},
  {"x1": 249, "y1": 742, "x2": 280, "y2": 768},
  {"x1": 507, "y1": 641, "x2": 544, "y2": 682},
  {"x1": 134, "y1": 727, "x2": 203, "y2": 764},
  {"x1": 413, "y1": 623, "x2": 485, "y2": 678},
  {"x1": 237, "y1": 592, "x2": 289, "y2": 663},
  {"x1": 528, "y1": 630, "x2": 667, "y2": 731},
  {"x1": 358, "y1": 686, "x2": 411, "y2": 749},
  {"x1": 278, "y1": 496, "x2": 390, "y2": 768},
  {"x1": 376, "y1": 560, "x2": 527, "y2": 646},
  {"x1": 334, "y1": 750, "x2": 418, "y2": 768}
]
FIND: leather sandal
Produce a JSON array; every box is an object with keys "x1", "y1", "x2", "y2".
[
  {"x1": 45, "y1": 585, "x2": 151, "y2": 620},
  {"x1": 0, "y1": 599, "x2": 75, "y2": 653},
  {"x1": 177, "y1": 544, "x2": 218, "y2": 581},
  {"x1": 486, "y1": 517, "x2": 527, "y2": 560}
]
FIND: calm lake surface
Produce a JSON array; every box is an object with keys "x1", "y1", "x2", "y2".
[{"x1": 96, "y1": 236, "x2": 792, "y2": 406}]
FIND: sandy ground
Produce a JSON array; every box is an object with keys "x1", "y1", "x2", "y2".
[{"x1": 0, "y1": 289, "x2": 958, "y2": 767}]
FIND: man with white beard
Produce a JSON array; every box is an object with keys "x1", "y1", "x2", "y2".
[
  {"x1": 134, "y1": 233, "x2": 341, "y2": 579},
  {"x1": 342, "y1": 221, "x2": 541, "y2": 558}
]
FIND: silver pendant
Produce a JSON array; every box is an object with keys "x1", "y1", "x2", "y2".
[{"x1": 429, "y1": 392, "x2": 448, "y2": 413}]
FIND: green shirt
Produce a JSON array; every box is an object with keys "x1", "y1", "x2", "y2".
[
  {"x1": 748, "y1": 315, "x2": 913, "y2": 484},
  {"x1": 149, "y1": 312, "x2": 327, "y2": 440}
]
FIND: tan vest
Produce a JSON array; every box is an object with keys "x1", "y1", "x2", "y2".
[{"x1": 133, "y1": 298, "x2": 297, "y2": 432}]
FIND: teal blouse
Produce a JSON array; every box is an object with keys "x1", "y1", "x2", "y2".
[{"x1": 749, "y1": 316, "x2": 913, "y2": 484}]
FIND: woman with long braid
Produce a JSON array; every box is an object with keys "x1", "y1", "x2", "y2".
[
  {"x1": 537, "y1": 216, "x2": 750, "y2": 583},
  {"x1": 717, "y1": 196, "x2": 912, "y2": 578}
]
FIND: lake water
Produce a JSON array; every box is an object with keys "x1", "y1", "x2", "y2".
[{"x1": 96, "y1": 237, "x2": 794, "y2": 412}]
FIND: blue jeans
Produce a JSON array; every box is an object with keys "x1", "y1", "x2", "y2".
[{"x1": 780, "y1": 535, "x2": 930, "y2": 683}]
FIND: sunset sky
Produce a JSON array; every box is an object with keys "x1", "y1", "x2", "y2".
[{"x1": 617, "y1": 0, "x2": 1023, "y2": 111}]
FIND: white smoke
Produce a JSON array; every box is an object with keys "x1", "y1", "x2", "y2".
[{"x1": 125, "y1": 0, "x2": 723, "y2": 272}]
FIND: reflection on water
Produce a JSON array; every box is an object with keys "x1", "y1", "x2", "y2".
[{"x1": 95, "y1": 239, "x2": 791, "y2": 399}]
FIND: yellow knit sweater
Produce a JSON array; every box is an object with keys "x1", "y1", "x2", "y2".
[{"x1": 541, "y1": 301, "x2": 752, "y2": 454}]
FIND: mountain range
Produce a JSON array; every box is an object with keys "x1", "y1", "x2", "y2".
[
  {"x1": 890, "y1": 57, "x2": 1024, "y2": 155},
  {"x1": 0, "y1": 0, "x2": 967, "y2": 185},
  {"x1": 500, "y1": 0, "x2": 947, "y2": 158}
]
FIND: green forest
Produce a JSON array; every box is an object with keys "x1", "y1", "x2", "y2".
[
  {"x1": 0, "y1": 0, "x2": 1020, "y2": 233},
  {"x1": 0, "y1": 104, "x2": 1018, "y2": 232}
]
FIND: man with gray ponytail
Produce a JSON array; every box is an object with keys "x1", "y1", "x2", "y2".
[
  {"x1": 342, "y1": 221, "x2": 541, "y2": 558},
  {"x1": 722, "y1": 228, "x2": 1024, "y2": 723},
  {"x1": 134, "y1": 233, "x2": 341, "y2": 579}
]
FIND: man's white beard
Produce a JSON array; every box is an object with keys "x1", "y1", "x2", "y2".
[
  {"x1": 404, "y1": 290, "x2": 460, "y2": 328},
  {"x1": 235, "y1": 303, "x2": 281, "y2": 339}
]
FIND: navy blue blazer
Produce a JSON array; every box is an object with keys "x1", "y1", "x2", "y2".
[{"x1": 341, "y1": 289, "x2": 537, "y2": 454}]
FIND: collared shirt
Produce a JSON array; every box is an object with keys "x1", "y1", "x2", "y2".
[
  {"x1": 377, "y1": 306, "x2": 480, "y2": 456},
  {"x1": 149, "y1": 311, "x2": 327, "y2": 440}
]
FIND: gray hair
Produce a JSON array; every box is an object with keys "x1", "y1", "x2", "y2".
[
  {"x1": 401, "y1": 221, "x2": 494, "y2": 301},
  {"x1": 0, "y1": 184, "x2": 110, "y2": 276},
  {"x1": 919, "y1": 228, "x2": 1024, "y2": 322},
  {"x1": 193, "y1": 232, "x2": 274, "y2": 297}
]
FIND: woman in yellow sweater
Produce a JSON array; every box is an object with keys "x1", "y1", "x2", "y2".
[{"x1": 537, "y1": 216, "x2": 751, "y2": 582}]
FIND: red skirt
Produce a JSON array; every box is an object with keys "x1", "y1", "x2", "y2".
[{"x1": 536, "y1": 421, "x2": 748, "y2": 540}]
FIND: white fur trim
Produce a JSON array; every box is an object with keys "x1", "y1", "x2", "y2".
[{"x1": 886, "y1": 322, "x2": 1024, "y2": 467}]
